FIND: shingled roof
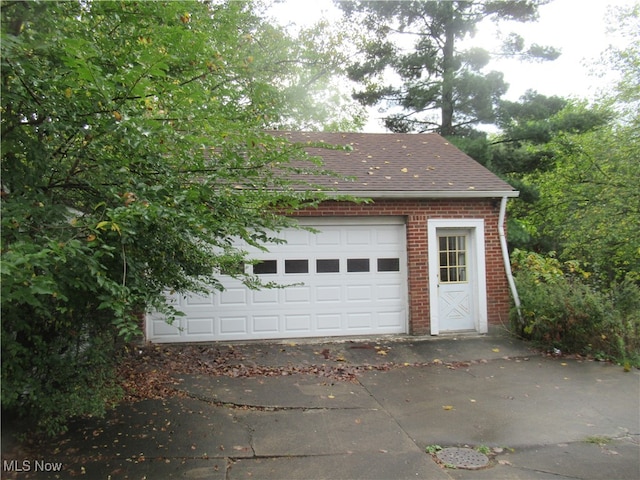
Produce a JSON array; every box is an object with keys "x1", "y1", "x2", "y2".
[{"x1": 279, "y1": 132, "x2": 518, "y2": 199}]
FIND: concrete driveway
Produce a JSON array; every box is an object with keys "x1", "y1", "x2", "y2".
[{"x1": 2, "y1": 330, "x2": 638, "y2": 479}]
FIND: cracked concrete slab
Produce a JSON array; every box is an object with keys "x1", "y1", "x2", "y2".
[
  {"x1": 238, "y1": 408, "x2": 418, "y2": 457},
  {"x1": 227, "y1": 451, "x2": 449, "y2": 480},
  {"x1": 176, "y1": 374, "x2": 380, "y2": 409},
  {"x1": 358, "y1": 356, "x2": 640, "y2": 449}
]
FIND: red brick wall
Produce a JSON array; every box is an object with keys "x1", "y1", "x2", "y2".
[{"x1": 292, "y1": 198, "x2": 511, "y2": 335}]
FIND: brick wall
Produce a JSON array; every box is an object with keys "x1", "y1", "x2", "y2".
[{"x1": 292, "y1": 198, "x2": 511, "y2": 335}]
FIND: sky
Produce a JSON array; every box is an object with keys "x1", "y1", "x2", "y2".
[
  {"x1": 476, "y1": 0, "x2": 633, "y2": 101},
  {"x1": 269, "y1": 0, "x2": 636, "y2": 132}
]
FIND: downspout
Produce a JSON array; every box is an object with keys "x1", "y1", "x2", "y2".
[{"x1": 498, "y1": 196, "x2": 522, "y2": 322}]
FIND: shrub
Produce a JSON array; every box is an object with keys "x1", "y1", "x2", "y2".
[
  {"x1": 511, "y1": 250, "x2": 640, "y2": 366},
  {"x1": 1, "y1": 239, "x2": 126, "y2": 436}
]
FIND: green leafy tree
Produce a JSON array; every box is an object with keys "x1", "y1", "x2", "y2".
[
  {"x1": 510, "y1": 4, "x2": 640, "y2": 282},
  {"x1": 1, "y1": 0, "x2": 352, "y2": 434},
  {"x1": 506, "y1": 4, "x2": 640, "y2": 366},
  {"x1": 520, "y1": 124, "x2": 639, "y2": 282},
  {"x1": 447, "y1": 93, "x2": 611, "y2": 248},
  {"x1": 337, "y1": 0, "x2": 560, "y2": 135}
]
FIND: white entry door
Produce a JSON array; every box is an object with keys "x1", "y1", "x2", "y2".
[
  {"x1": 428, "y1": 219, "x2": 488, "y2": 335},
  {"x1": 437, "y1": 232, "x2": 474, "y2": 331},
  {"x1": 147, "y1": 217, "x2": 408, "y2": 342}
]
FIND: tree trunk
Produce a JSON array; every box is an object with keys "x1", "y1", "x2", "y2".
[{"x1": 440, "y1": 3, "x2": 455, "y2": 136}]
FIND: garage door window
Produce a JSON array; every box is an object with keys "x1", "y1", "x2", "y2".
[
  {"x1": 377, "y1": 258, "x2": 400, "y2": 272},
  {"x1": 347, "y1": 258, "x2": 370, "y2": 272},
  {"x1": 253, "y1": 260, "x2": 277, "y2": 275},
  {"x1": 285, "y1": 259, "x2": 309, "y2": 274},
  {"x1": 317, "y1": 259, "x2": 339, "y2": 273}
]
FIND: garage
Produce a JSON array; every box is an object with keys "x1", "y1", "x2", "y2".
[
  {"x1": 146, "y1": 132, "x2": 518, "y2": 342},
  {"x1": 146, "y1": 217, "x2": 408, "y2": 342}
]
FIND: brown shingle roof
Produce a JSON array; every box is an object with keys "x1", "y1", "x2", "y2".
[{"x1": 278, "y1": 132, "x2": 518, "y2": 198}]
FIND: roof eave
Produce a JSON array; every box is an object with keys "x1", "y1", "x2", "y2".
[{"x1": 325, "y1": 190, "x2": 520, "y2": 199}]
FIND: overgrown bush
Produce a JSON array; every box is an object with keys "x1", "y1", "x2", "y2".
[
  {"x1": 510, "y1": 250, "x2": 640, "y2": 367},
  {"x1": 1, "y1": 238, "x2": 128, "y2": 436}
]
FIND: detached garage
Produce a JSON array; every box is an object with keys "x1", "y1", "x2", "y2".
[{"x1": 147, "y1": 132, "x2": 518, "y2": 343}]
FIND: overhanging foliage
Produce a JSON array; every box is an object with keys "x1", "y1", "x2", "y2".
[{"x1": 0, "y1": 0, "x2": 351, "y2": 434}]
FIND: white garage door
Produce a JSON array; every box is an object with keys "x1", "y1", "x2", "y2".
[{"x1": 146, "y1": 217, "x2": 408, "y2": 342}]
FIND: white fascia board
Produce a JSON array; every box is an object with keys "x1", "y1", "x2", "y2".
[{"x1": 325, "y1": 190, "x2": 520, "y2": 199}]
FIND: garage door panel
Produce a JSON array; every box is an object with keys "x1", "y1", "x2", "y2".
[
  {"x1": 253, "y1": 316, "x2": 279, "y2": 333},
  {"x1": 186, "y1": 317, "x2": 214, "y2": 335},
  {"x1": 346, "y1": 284, "x2": 373, "y2": 301},
  {"x1": 150, "y1": 316, "x2": 181, "y2": 337},
  {"x1": 377, "y1": 283, "x2": 402, "y2": 301},
  {"x1": 284, "y1": 286, "x2": 311, "y2": 303},
  {"x1": 185, "y1": 292, "x2": 214, "y2": 306},
  {"x1": 378, "y1": 311, "x2": 404, "y2": 328},
  {"x1": 284, "y1": 229, "x2": 311, "y2": 246},
  {"x1": 316, "y1": 229, "x2": 341, "y2": 246},
  {"x1": 347, "y1": 229, "x2": 371, "y2": 245},
  {"x1": 220, "y1": 288, "x2": 247, "y2": 305},
  {"x1": 252, "y1": 289, "x2": 279, "y2": 304},
  {"x1": 147, "y1": 219, "x2": 407, "y2": 342},
  {"x1": 317, "y1": 313, "x2": 342, "y2": 330},
  {"x1": 316, "y1": 285, "x2": 342, "y2": 302},
  {"x1": 220, "y1": 316, "x2": 248, "y2": 335},
  {"x1": 376, "y1": 228, "x2": 403, "y2": 245},
  {"x1": 347, "y1": 312, "x2": 373, "y2": 329},
  {"x1": 285, "y1": 314, "x2": 312, "y2": 332}
]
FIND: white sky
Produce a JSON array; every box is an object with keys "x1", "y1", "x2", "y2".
[
  {"x1": 477, "y1": 0, "x2": 632, "y2": 101},
  {"x1": 270, "y1": 0, "x2": 636, "y2": 131}
]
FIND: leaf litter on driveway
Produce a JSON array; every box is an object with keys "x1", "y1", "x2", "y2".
[{"x1": 6, "y1": 342, "x2": 507, "y2": 478}]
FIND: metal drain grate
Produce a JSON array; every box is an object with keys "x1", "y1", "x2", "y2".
[{"x1": 435, "y1": 447, "x2": 489, "y2": 469}]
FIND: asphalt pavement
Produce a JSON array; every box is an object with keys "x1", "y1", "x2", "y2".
[{"x1": 2, "y1": 328, "x2": 639, "y2": 479}]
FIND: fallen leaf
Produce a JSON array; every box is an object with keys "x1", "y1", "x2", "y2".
[
  {"x1": 442, "y1": 405, "x2": 454, "y2": 411},
  {"x1": 328, "y1": 395, "x2": 335, "y2": 399},
  {"x1": 492, "y1": 348, "x2": 500, "y2": 353}
]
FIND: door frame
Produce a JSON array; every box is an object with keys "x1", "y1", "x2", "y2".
[{"x1": 427, "y1": 219, "x2": 488, "y2": 335}]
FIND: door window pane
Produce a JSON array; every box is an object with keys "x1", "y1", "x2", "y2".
[
  {"x1": 377, "y1": 258, "x2": 400, "y2": 272},
  {"x1": 438, "y1": 235, "x2": 468, "y2": 283},
  {"x1": 317, "y1": 259, "x2": 339, "y2": 273},
  {"x1": 347, "y1": 258, "x2": 370, "y2": 272},
  {"x1": 253, "y1": 260, "x2": 277, "y2": 275},
  {"x1": 285, "y1": 259, "x2": 309, "y2": 274}
]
